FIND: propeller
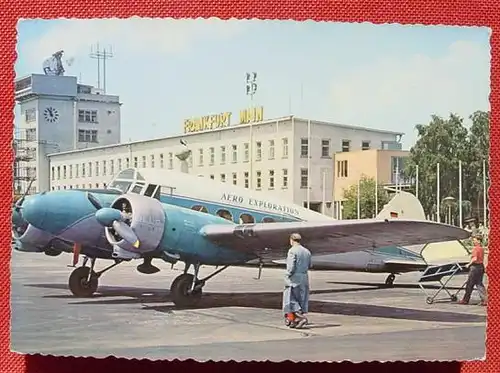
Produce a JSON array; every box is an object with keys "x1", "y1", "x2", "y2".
[
  {"x1": 12, "y1": 178, "x2": 36, "y2": 237},
  {"x1": 87, "y1": 192, "x2": 140, "y2": 249},
  {"x1": 13, "y1": 178, "x2": 35, "y2": 212}
]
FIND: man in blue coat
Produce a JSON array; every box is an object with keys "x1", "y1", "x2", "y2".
[{"x1": 282, "y1": 233, "x2": 312, "y2": 329}]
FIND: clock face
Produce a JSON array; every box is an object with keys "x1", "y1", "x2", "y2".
[{"x1": 43, "y1": 107, "x2": 60, "y2": 123}]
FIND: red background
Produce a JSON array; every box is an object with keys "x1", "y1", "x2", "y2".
[{"x1": 1, "y1": 1, "x2": 497, "y2": 372}]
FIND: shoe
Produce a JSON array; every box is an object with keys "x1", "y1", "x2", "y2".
[
  {"x1": 458, "y1": 299, "x2": 469, "y2": 305},
  {"x1": 295, "y1": 317, "x2": 308, "y2": 329}
]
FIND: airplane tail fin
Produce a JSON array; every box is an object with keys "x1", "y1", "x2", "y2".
[{"x1": 376, "y1": 190, "x2": 426, "y2": 220}]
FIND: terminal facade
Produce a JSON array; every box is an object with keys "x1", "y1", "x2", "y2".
[{"x1": 14, "y1": 73, "x2": 404, "y2": 217}]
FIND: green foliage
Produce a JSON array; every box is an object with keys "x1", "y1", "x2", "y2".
[
  {"x1": 403, "y1": 111, "x2": 489, "y2": 223},
  {"x1": 342, "y1": 175, "x2": 391, "y2": 219}
]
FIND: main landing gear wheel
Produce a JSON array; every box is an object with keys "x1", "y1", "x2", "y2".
[
  {"x1": 426, "y1": 297, "x2": 434, "y2": 305},
  {"x1": 170, "y1": 273, "x2": 203, "y2": 308},
  {"x1": 385, "y1": 274, "x2": 396, "y2": 287},
  {"x1": 68, "y1": 266, "x2": 98, "y2": 297}
]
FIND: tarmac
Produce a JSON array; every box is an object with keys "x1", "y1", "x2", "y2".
[{"x1": 10, "y1": 249, "x2": 487, "y2": 362}]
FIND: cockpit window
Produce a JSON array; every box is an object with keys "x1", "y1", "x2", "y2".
[
  {"x1": 131, "y1": 185, "x2": 143, "y2": 194},
  {"x1": 108, "y1": 180, "x2": 132, "y2": 193},
  {"x1": 116, "y1": 169, "x2": 135, "y2": 180}
]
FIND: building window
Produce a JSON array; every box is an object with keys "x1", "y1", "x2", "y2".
[
  {"x1": 142, "y1": 156, "x2": 146, "y2": 168},
  {"x1": 75, "y1": 164, "x2": 79, "y2": 178},
  {"x1": 150, "y1": 155, "x2": 155, "y2": 168},
  {"x1": 362, "y1": 141, "x2": 371, "y2": 150},
  {"x1": 268, "y1": 140, "x2": 275, "y2": 159},
  {"x1": 382, "y1": 140, "x2": 402, "y2": 150},
  {"x1": 125, "y1": 157, "x2": 130, "y2": 168},
  {"x1": 321, "y1": 139, "x2": 331, "y2": 157},
  {"x1": 300, "y1": 138, "x2": 308, "y2": 157},
  {"x1": 221, "y1": 173, "x2": 226, "y2": 183},
  {"x1": 337, "y1": 160, "x2": 348, "y2": 177},
  {"x1": 282, "y1": 138, "x2": 288, "y2": 158},
  {"x1": 243, "y1": 143, "x2": 249, "y2": 162},
  {"x1": 88, "y1": 162, "x2": 92, "y2": 177},
  {"x1": 269, "y1": 170, "x2": 275, "y2": 189},
  {"x1": 256, "y1": 171, "x2": 262, "y2": 189},
  {"x1": 232, "y1": 172, "x2": 237, "y2": 185},
  {"x1": 81, "y1": 163, "x2": 86, "y2": 177},
  {"x1": 282, "y1": 169, "x2": 288, "y2": 189},
  {"x1": 69, "y1": 165, "x2": 73, "y2": 179},
  {"x1": 198, "y1": 149, "x2": 204, "y2": 166},
  {"x1": 57, "y1": 166, "x2": 60, "y2": 180},
  {"x1": 78, "y1": 109, "x2": 98, "y2": 123},
  {"x1": 27, "y1": 167, "x2": 36, "y2": 179},
  {"x1": 220, "y1": 146, "x2": 226, "y2": 164},
  {"x1": 117, "y1": 159, "x2": 121, "y2": 172},
  {"x1": 78, "y1": 129, "x2": 98, "y2": 143},
  {"x1": 25, "y1": 128, "x2": 36, "y2": 142},
  {"x1": 110, "y1": 160, "x2": 114, "y2": 174},
  {"x1": 391, "y1": 156, "x2": 406, "y2": 184},
  {"x1": 159, "y1": 154, "x2": 164, "y2": 168},
  {"x1": 210, "y1": 174, "x2": 215, "y2": 180},
  {"x1": 25, "y1": 108, "x2": 36, "y2": 123},
  {"x1": 244, "y1": 172, "x2": 249, "y2": 188},
  {"x1": 341, "y1": 140, "x2": 350, "y2": 152},
  {"x1": 209, "y1": 147, "x2": 215, "y2": 165},
  {"x1": 300, "y1": 168, "x2": 308, "y2": 188},
  {"x1": 133, "y1": 157, "x2": 138, "y2": 168},
  {"x1": 168, "y1": 153, "x2": 173, "y2": 169},
  {"x1": 102, "y1": 160, "x2": 107, "y2": 176},
  {"x1": 256, "y1": 141, "x2": 262, "y2": 161},
  {"x1": 95, "y1": 161, "x2": 100, "y2": 176},
  {"x1": 51, "y1": 166, "x2": 55, "y2": 180},
  {"x1": 232, "y1": 145, "x2": 237, "y2": 163}
]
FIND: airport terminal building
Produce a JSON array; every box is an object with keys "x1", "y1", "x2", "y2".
[{"x1": 14, "y1": 73, "x2": 404, "y2": 217}]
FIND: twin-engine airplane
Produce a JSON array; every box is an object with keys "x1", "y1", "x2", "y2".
[{"x1": 12, "y1": 168, "x2": 471, "y2": 307}]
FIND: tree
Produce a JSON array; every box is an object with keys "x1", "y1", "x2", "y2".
[
  {"x1": 342, "y1": 175, "x2": 390, "y2": 219},
  {"x1": 403, "y1": 111, "x2": 490, "y2": 223}
]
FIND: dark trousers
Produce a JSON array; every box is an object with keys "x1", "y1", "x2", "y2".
[{"x1": 462, "y1": 264, "x2": 487, "y2": 303}]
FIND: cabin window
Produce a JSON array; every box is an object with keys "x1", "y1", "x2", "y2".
[
  {"x1": 216, "y1": 209, "x2": 233, "y2": 221},
  {"x1": 191, "y1": 205, "x2": 208, "y2": 213},
  {"x1": 262, "y1": 217, "x2": 275, "y2": 223},
  {"x1": 239, "y1": 213, "x2": 255, "y2": 224}
]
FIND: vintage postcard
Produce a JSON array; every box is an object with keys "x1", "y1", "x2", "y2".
[{"x1": 11, "y1": 18, "x2": 490, "y2": 362}]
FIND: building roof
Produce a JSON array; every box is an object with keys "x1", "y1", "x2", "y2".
[{"x1": 47, "y1": 115, "x2": 404, "y2": 157}]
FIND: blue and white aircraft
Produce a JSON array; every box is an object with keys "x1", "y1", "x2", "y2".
[{"x1": 12, "y1": 168, "x2": 470, "y2": 307}]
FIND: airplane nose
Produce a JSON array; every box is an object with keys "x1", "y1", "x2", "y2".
[{"x1": 21, "y1": 193, "x2": 48, "y2": 231}]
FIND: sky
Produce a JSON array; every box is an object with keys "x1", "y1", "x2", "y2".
[{"x1": 15, "y1": 18, "x2": 491, "y2": 149}]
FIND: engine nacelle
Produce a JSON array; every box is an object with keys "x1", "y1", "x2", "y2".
[
  {"x1": 104, "y1": 193, "x2": 166, "y2": 255},
  {"x1": 12, "y1": 224, "x2": 54, "y2": 253}
]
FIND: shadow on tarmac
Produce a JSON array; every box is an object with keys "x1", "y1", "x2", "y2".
[{"x1": 25, "y1": 282, "x2": 486, "y2": 324}]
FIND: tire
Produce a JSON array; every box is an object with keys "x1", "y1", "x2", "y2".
[
  {"x1": 68, "y1": 266, "x2": 98, "y2": 297},
  {"x1": 170, "y1": 273, "x2": 203, "y2": 308}
]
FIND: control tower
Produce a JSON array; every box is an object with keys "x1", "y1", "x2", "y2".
[{"x1": 14, "y1": 50, "x2": 122, "y2": 195}]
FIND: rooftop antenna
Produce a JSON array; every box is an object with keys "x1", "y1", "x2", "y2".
[{"x1": 89, "y1": 43, "x2": 114, "y2": 93}]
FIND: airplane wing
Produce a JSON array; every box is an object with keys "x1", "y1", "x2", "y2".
[{"x1": 199, "y1": 219, "x2": 471, "y2": 259}]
